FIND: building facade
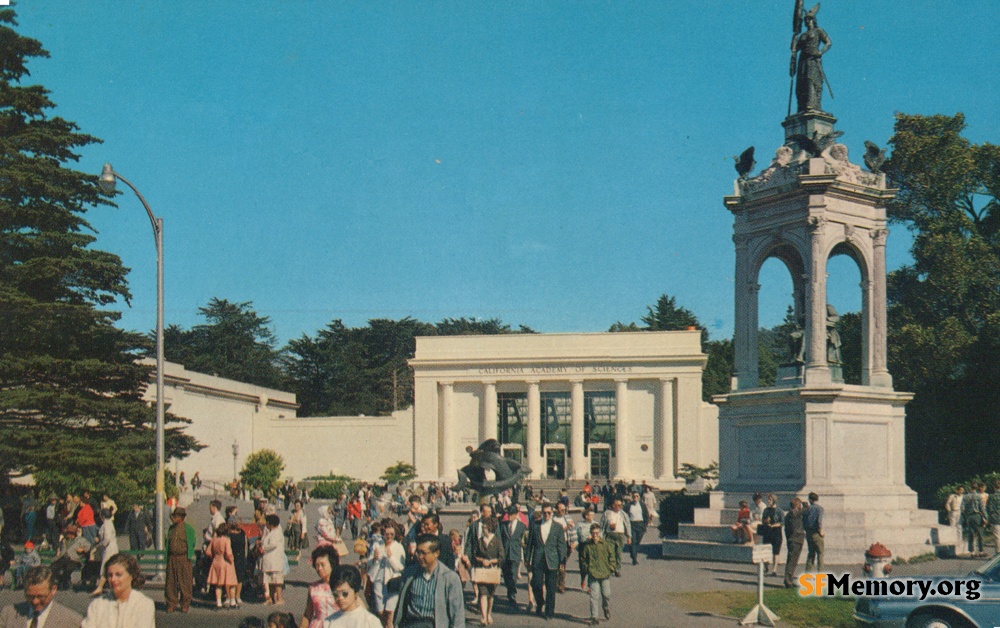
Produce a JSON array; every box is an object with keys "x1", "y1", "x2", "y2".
[{"x1": 409, "y1": 331, "x2": 717, "y2": 487}]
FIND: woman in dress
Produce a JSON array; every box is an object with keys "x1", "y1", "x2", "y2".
[
  {"x1": 207, "y1": 522, "x2": 240, "y2": 608},
  {"x1": 316, "y1": 506, "x2": 341, "y2": 549},
  {"x1": 323, "y1": 565, "x2": 382, "y2": 628},
  {"x1": 260, "y1": 514, "x2": 288, "y2": 605},
  {"x1": 82, "y1": 553, "x2": 155, "y2": 628},
  {"x1": 372, "y1": 519, "x2": 405, "y2": 628},
  {"x1": 229, "y1": 520, "x2": 249, "y2": 605},
  {"x1": 299, "y1": 544, "x2": 341, "y2": 628},
  {"x1": 89, "y1": 508, "x2": 119, "y2": 596},
  {"x1": 472, "y1": 516, "x2": 503, "y2": 626}
]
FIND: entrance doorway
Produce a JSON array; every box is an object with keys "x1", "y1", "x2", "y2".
[
  {"x1": 545, "y1": 447, "x2": 566, "y2": 480},
  {"x1": 501, "y1": 445, "x2": 523, "y2": 466},
  {"x1": 589, "y1": 447, "x2": 610, "y2": 479}
]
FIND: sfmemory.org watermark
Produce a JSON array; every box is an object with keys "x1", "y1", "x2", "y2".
[{"x1": 798, "y1": 574, "x2": 982, "y2": 601}]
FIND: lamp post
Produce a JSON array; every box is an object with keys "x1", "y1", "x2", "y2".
[
  {"x1": 99, "y1": 163, "x2": 165, "y2": 573},
  {"x1": 232, "y1": 440, "x2": 239, "y2": 483}
]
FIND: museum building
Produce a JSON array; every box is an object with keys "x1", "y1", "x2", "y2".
[
  {"x1": 154, "y1": 330, "x2": 718, "y2": 488},
  {"x1": 409, "y1": 330, "x2": 718, "y2": 487}
]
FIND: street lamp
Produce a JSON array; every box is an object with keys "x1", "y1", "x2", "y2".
[
  {"x1": 99, "y1": 163, "x2": 166, "y2": 573},
  {"x1": 232, "y1": 440, "x2": 239, "y2": 483}
]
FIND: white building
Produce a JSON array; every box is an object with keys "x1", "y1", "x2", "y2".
[
  {"x1": 160, "y1": 329, "x2": 718, "y2": 487},
  {"x1": 409, "y1": 331, "x2": 717, "y2": 487}
]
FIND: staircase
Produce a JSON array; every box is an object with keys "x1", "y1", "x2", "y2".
[{"x1": 662, "y1": 501, "x2": 957, "y2": 565}]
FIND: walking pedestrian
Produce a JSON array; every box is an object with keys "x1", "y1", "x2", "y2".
[
  {"x1": 783, "y1": 498, "x2": 805, "y2": 589},
  {"x1": 165, "y1": 507, "x2": 196, "y2": 612},
  {"x1": 803, "y1": 492, "x2": 824, "y2": 572},
  {"x1": 579, "y1": 523, "x2": 615, "y2": 625},
  {"x1": 524, "y1": 503, "x2": 567, "y2": 620}
]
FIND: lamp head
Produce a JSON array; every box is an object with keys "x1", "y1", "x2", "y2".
[{"x1": 99, "y1": 163, "x2": 117, "y2": 195}]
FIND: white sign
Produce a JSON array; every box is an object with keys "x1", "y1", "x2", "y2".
[{"x1": 751, "y1": 544, "x2": 772, "y2": 564}]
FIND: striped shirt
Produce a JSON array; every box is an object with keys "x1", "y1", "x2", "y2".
[{"x1": 406, "y1": 562, "x2": 439, "y2": 620}]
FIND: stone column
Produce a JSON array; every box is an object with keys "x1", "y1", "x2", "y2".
[
  {"x1": 614, "y1": 379, "x2": 630, "y2": 479},
  {"x1": 526, "y1": 380, "x2": 542, "y2": 479},
  {"x1": 570, "y1": 380, "x2": 585, "y2": 480},
  {"x1": 482, "y1": 381, "x2": 498, "y2": 442},
  {"x1": 732, "y1": 234, "x2": 756, "y2": 389},
  {"x1": 860, "y1": 278, "x2": 872, "y2": 386},
  {"x1": 657, "y1": 378, "x2": 675, "y2": 480},
  {"x1": 438, "y1": 382, "x2": 456, "y2": 479},
  {"x1": 869, "y1": 228, "x2": 893, "y2": 387},
  {"x1": 805, "y1": 216, "x2": 831, "y2": 384}
]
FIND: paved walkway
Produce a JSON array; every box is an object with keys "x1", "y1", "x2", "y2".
[{"x1": 0, "y1": 495, "x2": 984, "y2": 627}]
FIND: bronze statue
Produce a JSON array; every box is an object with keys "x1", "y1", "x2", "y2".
[
  {"x1": 826, "y1": 304, "x2": 842, "y2": 364},
  {"x1": 789, "y1": 2, "x2": 832, "y2": 113},
  {"x1": 455, "y1": 438, "x2": 531, "y2": 496}
]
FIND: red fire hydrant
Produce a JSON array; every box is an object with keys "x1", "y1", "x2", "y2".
[{"x1": 863, "y1": 542, "x2": 893, "y2": 578}]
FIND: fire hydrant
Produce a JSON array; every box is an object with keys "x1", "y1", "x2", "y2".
[{"x1": 863, "y1": 542, "x2": 893, "y2": 578}]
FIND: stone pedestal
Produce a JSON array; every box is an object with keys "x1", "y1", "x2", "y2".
[{"x1": 663, "y1": 383, "x2": 955, "y2": 564}]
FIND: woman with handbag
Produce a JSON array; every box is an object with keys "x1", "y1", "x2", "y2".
[{"x1": 472, "y1": 516, "x2": 503, "y2": 626}]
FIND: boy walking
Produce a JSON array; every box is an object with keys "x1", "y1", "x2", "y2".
[{"x1": 579, "y1": 523, "x2": 615, "y2": 624}]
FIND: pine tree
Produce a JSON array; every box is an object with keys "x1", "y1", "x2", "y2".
[{"x1": 0, "y1": 9, "x2": 199, "y2": 504}]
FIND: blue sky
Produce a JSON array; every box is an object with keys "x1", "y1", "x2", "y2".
[{"x1": 13, "y1": 1, "x2": 1000, "y2": 344}]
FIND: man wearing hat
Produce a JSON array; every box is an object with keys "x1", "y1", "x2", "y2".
[
  {"x1": 49, "y1": 525, "x2": 91, "y2": 589},
  {"x1": 165, "y1": 507, "x2": 197, "y2": 612}
]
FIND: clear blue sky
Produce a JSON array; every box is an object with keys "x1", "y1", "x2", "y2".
[{"x1": 14, "y1": 1, "x2": 1000, "y2": 344}]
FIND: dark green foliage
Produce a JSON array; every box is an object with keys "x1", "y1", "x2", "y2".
[
  {"x1": 239, "y1": 449, "x2": 284, "y2": 492},
  {"x1": 159, "y1": 298, "x2": 284, "y2": 389},
  {"x1": 283, "y1": 316, "x2": 532, "y2": 417},
  {"x1": 381, "y1": 461, "x2": 417, "y2": 484},
  {"x1": 610, "y1": 294, "x2": 735, "y2": 400},
  {"x1": 702, "y1": 338, "x2": 733, "y2": 399},
  {"x1": 837, "y1": 312, "x2": 862, "y2": 385},
  {"x1": 0, "y1": 9, "x2": 199, "y2": 505},
  {"x1": 884, "y1": 113, "x2": 1000, "y2": 498}
]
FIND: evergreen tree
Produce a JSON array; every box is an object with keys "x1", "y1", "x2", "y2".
[
  {"x1": 0, "y1": 9, "x2": 199, "y2": 503},
  {"x1": 162, "y1": 298, "x2": 284, "y2": 389}
]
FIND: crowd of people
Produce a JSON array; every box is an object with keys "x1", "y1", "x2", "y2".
[
  {"x1": 724, "y1": 491, "x2": 827, "y2": 590},
  {"x1": 945, "y1": 481, "x2": 1000, "y2": 559},
  {"x1": 0, "y1": 478, "x2": 662, "y2": 627}
]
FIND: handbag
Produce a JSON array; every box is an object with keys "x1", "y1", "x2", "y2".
[
  {"x1": 332, "y1": 538, "x2": 350, "y2": 559},
  {"x1": 471, "y1": 566, "x2": 501, "y2": 585}
]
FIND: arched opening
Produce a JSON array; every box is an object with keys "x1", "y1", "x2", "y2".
[
  {"x1": 757, "y1": 256, "x2": 799, "y2": 386},
  {"x1": 827, "y1": 242, "x2": 867, "y2": 385}
]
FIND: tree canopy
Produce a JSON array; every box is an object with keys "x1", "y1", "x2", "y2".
[
  {"x1": 161, "y1": 297, "x2": 284, "y2": 389},
  {"x1": 884, "y1": 113, "x2": 1000, "y2": 496},
  {"x1": 0, "y1": 8, "x2": 199, "y2": 504}
]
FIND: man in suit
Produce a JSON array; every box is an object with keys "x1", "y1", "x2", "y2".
[
  {"x1": 462, "y1": 500, "x2": 494, "y2": 560},
  {"x1": 1, "y1": 565, "x2": 83, "y2": 627},
  {"x1": 524, "y1": 502, "x2": 567, "y2": 619},
  {"x1": 499, "y1": 504, "x2": 527, "y2": 605}
]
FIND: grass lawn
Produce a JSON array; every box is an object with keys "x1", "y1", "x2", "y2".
[{"x1": 667, "y1": 589, "x2": 855, "y2": 628}]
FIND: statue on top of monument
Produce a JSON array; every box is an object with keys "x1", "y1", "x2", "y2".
[{"x1": 789, "y1": 1, "x2": 832, "y2": 114}]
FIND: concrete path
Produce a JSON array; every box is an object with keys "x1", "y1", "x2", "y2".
[{"x1": 0, "y1": 495, "x2": 983, "y2": 627}]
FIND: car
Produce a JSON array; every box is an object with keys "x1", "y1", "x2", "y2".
[{"x1": 854, "y1": 553, "x2": 1000, "y2": 628}]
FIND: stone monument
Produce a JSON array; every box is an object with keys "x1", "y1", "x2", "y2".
[{"x1": 663, "y1": 2, "x2": 953, "y2": 564}]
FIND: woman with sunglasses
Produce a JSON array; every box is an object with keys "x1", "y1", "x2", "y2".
[{"x1": 323, "y1": 565, "x2": 381, "y2": 628}]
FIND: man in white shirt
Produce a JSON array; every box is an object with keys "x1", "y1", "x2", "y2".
[
  {"x1": 599, "y1": 498, "x2": 630, "y2": 576},
  {"x1": 524, "y1": 503, "x2": 567, "y2": 620},
  {"x1": 946, "y1": 487, "x2": 964, "y2": 555},
  {"x1": 553, "y1": 502, "x2": 576, "y2": 593},
  {"x1": 624, "y1": 491, "x2": 651, "y2": 565}
]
